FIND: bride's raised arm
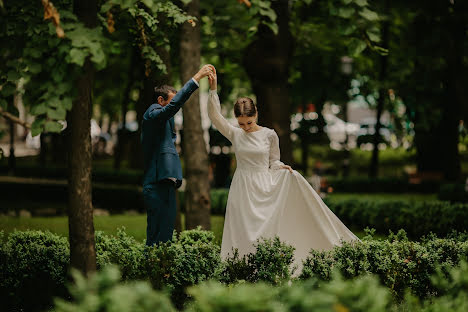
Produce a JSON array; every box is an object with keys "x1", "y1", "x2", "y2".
[
  {"x1": 207, "y1": 66, "x2": 235, "y2": 142},
  {"x1": 207, "y1": 90, "x2": 235, "y2": 142}
]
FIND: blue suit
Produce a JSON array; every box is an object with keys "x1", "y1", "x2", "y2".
[{"x1": 141, "y1": 79, "x2": 199, "y2": 246}]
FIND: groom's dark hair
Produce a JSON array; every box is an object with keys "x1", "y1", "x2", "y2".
[{"x1": 154, "y1": 85, "x2": 177, "y2": 101}]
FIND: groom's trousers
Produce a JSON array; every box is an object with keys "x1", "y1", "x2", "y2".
[{"x1": 143, "y1": 180, "x2": 177, "y2": 246}]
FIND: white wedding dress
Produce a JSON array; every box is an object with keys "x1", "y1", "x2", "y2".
[{"x1": 207, "y1": 90, "x2": 359, "y2": 270}]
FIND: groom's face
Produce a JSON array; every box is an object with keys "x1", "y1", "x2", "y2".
[{"x1": 158, "y1": 92, "x2": 176, "y2": 107}]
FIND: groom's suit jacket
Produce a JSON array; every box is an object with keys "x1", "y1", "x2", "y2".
[{"x1": 141, "y1": 79, "x2": 199, "y2": 188}]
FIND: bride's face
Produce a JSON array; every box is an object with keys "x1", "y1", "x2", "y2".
[{"x1": 237, "y1": 115, "x2": 258, "y2": 132}]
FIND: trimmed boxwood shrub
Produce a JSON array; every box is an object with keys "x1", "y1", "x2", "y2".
[
  {"x1": 299, "y1": 230, "x2": 468, "y2": 299},
  {"x1": 146, "y1": 228, "x2": 223, "y2": 308},
  {"x1": 220, "y1": 236, "x2": 296, "y2": 285},
  {"x1": 0, "y1": 230, "x2": 70, "y2": 311},
  {"x1": 2, "y1": 228, "x2": 468, "y2": 311},
  {"x1": 95, "y1": 227, "x2": 146, "y2": 280}
]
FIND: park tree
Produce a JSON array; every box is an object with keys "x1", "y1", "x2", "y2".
[
  {"x1": 391, "y1": 0, "x2": 468, "y2": 181},
  {"x1": 0, "y1": 0, "x2": 193, "y2": 274},
  {"x1": 179, "y1": 0, "x2": 211, "y2": 230},
  {"x1": 201, "y1": 0, "x2": 383, "y2": 169}
]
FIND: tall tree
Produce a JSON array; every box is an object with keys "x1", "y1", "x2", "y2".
[
  {"x1": 244, "y1": 0, "x2": 294, "y2": 164},
  {"x1": 67, "y1": 0, "x2": 98, "y2": 274},
  {"x1": 369, "y1": 0, "x2": 390, "y2": 178},
  {"x1": 179, "y1": 0, "x2": 211, "y2": 230}
]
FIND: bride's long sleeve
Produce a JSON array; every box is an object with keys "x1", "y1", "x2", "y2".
[
  {"x1": 207, "y1": 89, "x2": 235, "y2": 142},
  {"x1": 269, "y1": 130, "x2": 285, "y2": 170}
]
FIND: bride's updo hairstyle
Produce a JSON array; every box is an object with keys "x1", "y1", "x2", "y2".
[{"x1": 234, "y1": 97, "x2": 257, "y2": 117}]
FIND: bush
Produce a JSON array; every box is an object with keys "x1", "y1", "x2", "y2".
[
  {"x1": 438, "y1": 183, "x2": 468, "y2": 203},
  {"x1": 300, "y1": 229, "x2": 468, "y2": 299},
  {"x1": 0, "y1": 179, "x2": 145, "y2": 214},
  {"x1": 146, "y1": 228, "x2": 223, "y2": 308},
  {"x1": 220, "y1": 237, "x2": 296, "y2": 285},
  {"x1": 0, "y1": 230, "x2": 70, "y2": 311},
  {"x1": 326, "y1": 176, "x2": 440, "y2": 193},
  {"x1": 95, "y1": 227, "x2": 146, "y2": 280},
  {"x1": 51, "y1": 260, "x2": 468, "y2": 312},
  {"x1": 54, "y1": 265, "x2": 175, "y2": 312},
  {"x1": 325, "y1": 198, "x2": 468, "y2": 238}
]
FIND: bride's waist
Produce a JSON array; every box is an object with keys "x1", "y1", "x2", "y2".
[{"x1": 236, "y1": 165, "x2": 270, "y2": 172}]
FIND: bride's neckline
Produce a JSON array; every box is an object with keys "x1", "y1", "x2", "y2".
[{"x1": 246, "y1": 126, "x2": 266, "y2": 133}]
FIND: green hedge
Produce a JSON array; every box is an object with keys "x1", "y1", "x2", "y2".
[
  {"x1": 0, "y1": 164, "x2": 143, "y2": 185},
  {"x1": 0, "y1": 180, "x2": 144, "y2": 214},
  {"x1": 438, "y1": 183, "x2": 468, "y2": 203},
  {"x1": 1, "y1": 229, "x2": 468, "y2": 311},
  {"x1": 326, "y1": 176, "x2": 441, "y2": 193},
  {"x1": 325, "y1": 198, "x2": 468, "y2": 238}
]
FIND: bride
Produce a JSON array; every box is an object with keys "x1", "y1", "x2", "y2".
[{"x1": 206, "y1": 66, "x2": 359, "y2": 269}]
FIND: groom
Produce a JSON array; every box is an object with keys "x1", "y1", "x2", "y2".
[{"x1": 141, "y1": 65, "x2": 213, "y2": 246}]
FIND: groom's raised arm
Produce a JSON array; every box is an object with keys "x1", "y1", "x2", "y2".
[
  {"x1": 146, "y1": 78, "x2": 199, "y2": 122},
  {"x1": 146, "y1": 64, "x2": 213, "y2": 122}
]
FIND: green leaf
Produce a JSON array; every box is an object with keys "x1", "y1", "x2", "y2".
[
  {"x1": 0, "y1": 99, "x2": 7, "y2": 110},
  {"x1": 349, "y1": 38, "x2": 367, "y2": 56},
  {"x1": 262, "y1": 21, "x2": 278, "y2": 35},
  {"x1": 28, "y1": 63, "x2": 42, "y2": 74},
  {"x1": 45, "y1": 121, "x2": 63, "y2": 133},
  {"x1": 30, "y1": 103, "x2": 48, "y2": 115},
  {"x1": 1, "y1": 84, "x2": 16, "y2": 97},
  {"x1": 355, "y1": 0, "x2": 368, "y2": 6},
  {"x1": 338, "y1": 7, "x2": 355, "y2": 18},
  {"x1": 70, "y1": 48, "x2": 87, "y2": 66},
  {"x1": 31, "y1": 118, "x2": 45, "y2": 137},
  {"x1": 48, "y1": 97, "x2": 61, "y2": 108},
  {"x1": 259, "y1": 8, "x2": 277, "y2": 22},
  {"x1": 7, "y1": 70, "x2": 20, "y2": 82},
  {"x1": 62, "y1": 97, "x2": 73, "y2": 110},
  {"x1": 366, "y1": 29, "x2": 381, "y2": 42},
  {"x1": 359, "y1": 8, "x2": 379, "y2": 21},
  {"x1": 47, "y1": 107, "x2": 67, "y2": 120}
]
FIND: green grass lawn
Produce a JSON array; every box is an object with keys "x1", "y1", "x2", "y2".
[
  {"x1": 0, "y1": 192, "x2": 437, "y2": 244},
  {"x1": 0, "y1": 214, "x2": 226, "y2": 245},
  {"x1": 0, "y1": 212, "x2": 380, "y2": 244}
]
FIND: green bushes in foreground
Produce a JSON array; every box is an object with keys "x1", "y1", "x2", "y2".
[
  {"x1": 1, "y1": 229, "x2": 467, "y2": 311},
  {"x1": 54, "y1": 260, "x2": 468, "y2": 312}
]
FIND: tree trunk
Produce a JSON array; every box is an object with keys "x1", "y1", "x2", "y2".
[
  {"x1": 179, "y1": 0, "x2": 211, "y2": 230},
  {"x1": 370, "y1": 0, "x2": 389, "y2": 178},
  {"x1": 68, "y1": 0, "x2": 98, "y2": 275},
  {"x1": 243, "y1": 0, "x2": 294, "y2": 165},
  {"x1": 8, "y1": 116, "x2": 15, "y2": 174},
  {"x1": 114, "y1": 50, "x2": 137, "y2": 170}
]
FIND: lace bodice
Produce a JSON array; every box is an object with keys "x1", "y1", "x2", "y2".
[{"x1": 207, "y1": 90, "x2": 284, "y2": 171}]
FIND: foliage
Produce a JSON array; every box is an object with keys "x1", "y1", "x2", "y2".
[
  {"x1": 438, "y1": 183, "x2": 468, "y2": 203},
  {"x1": 95, "y1": 227, "x2": 146, "y2": 280},
  {"x1": 54, "y1": 265, "x2": 176, "y2": 312},
  {"x1": 0, "y1": 230, "x2": 69, "y2": 311},
  {"x1": 220, "y1": 236, "x2": 296, "y2": 285},
  {"x1": 146, "y1": 227, "x2": 223, "y2": 308},
  {"x1": 325, "y1": 198, "x2": 468, "y2": 238},
  {"x1": 300, "y1": 229, "x2": 468, "y2": 299},
  {"x1": 0, "y1": 0, "x2": 191, "y2": 136},
  {"x1": 1, "y1": 228, "x2": 468, "y2": 311}
]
